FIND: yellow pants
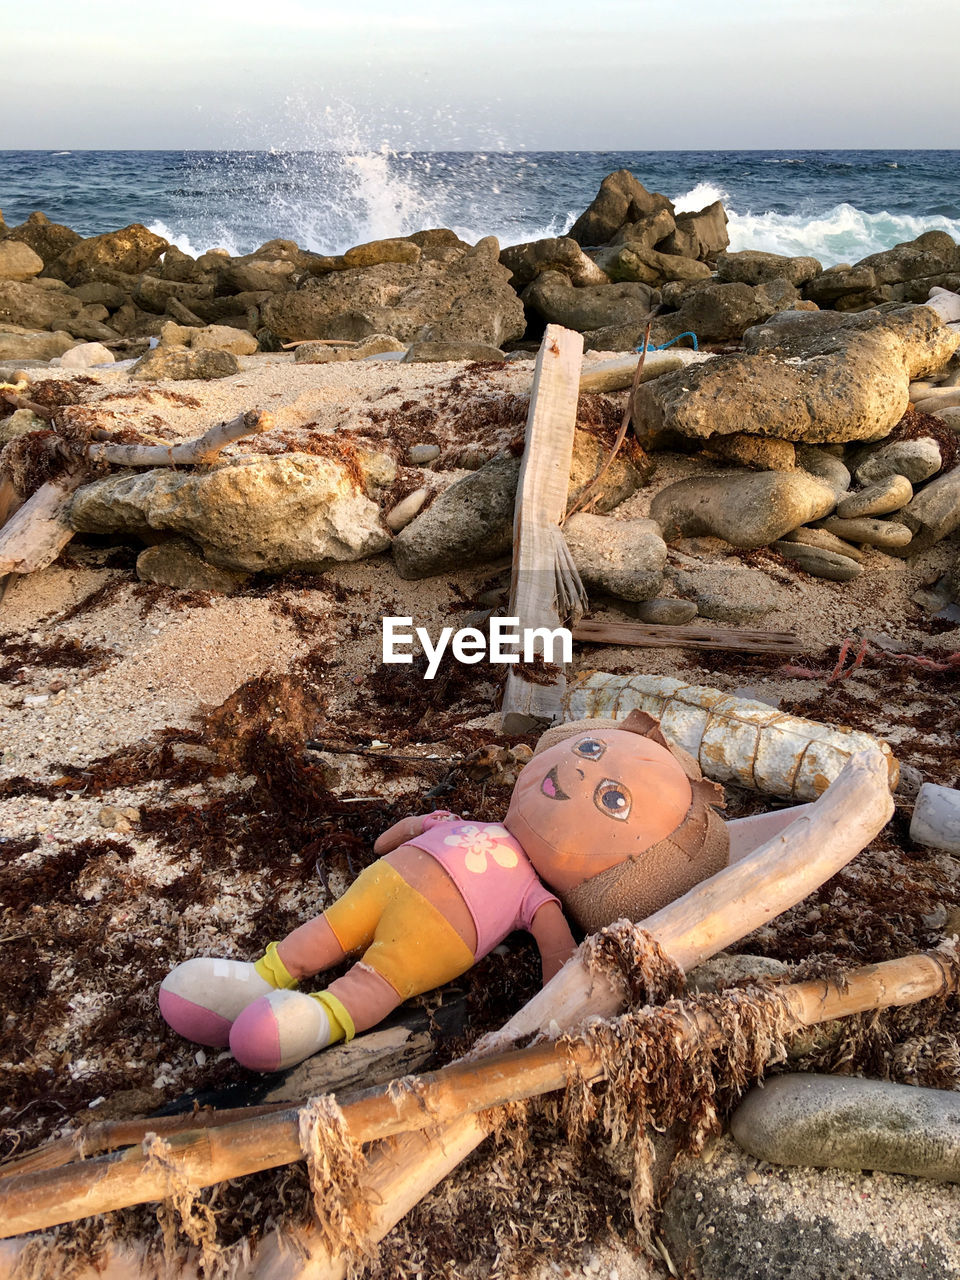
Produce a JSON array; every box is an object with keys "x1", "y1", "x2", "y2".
[{"x1": 323, "y1": 860, "x2": 475, "y2": 1000}]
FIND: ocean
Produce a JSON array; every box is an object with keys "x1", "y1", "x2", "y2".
[{"x1": 2, "y1": 149, "x2": 959, "y2": 268}]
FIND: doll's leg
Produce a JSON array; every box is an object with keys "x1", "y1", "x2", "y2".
[{"x1": 726, "y1": 804, "x2": 814, "y2": 864}]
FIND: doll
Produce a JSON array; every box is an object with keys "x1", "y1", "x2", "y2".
[{"x1": 160, "y1": 710, "x2": 808, "y2": 1072}]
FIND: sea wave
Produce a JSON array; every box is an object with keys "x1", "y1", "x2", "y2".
[{"x1": 726, "y1": 202, "x2": 960, "y2": 265}]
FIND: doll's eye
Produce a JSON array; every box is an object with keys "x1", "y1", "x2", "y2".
[
  {"x1": 573, "y1": 738, "x2": 606, "y2": 760},
  {"x1": 594, "y1": 779, "x2": 631, "y2": 820}
]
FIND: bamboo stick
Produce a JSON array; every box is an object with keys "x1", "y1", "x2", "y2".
[
  {"x1": 572, "y1": 620, "x2": 803, "y2": 655},
  {"x1": 0, "y1": 753, "x2": 893, "y2": 1259},
  {"x1": 1, "y1": 940, "x2": 946, "y2": 1241},
  {"x1": 85, "y1": 409, "x2": 273, "y2": 467}
]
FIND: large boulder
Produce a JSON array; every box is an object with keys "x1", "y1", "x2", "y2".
[
  {"x1": 593, "y1": 243, "x2": 711, "y2": 286},
  {"x1": 134, "y1": 274, "x2": 215, "y2": 315},
  {"x1": 567, "y1": 170, "x2": 674, "y2": 247},
  {"x1": 261, "y1": 236, "x2": 524, "y2": 348},
  {"x1": 0, "y1": 280, "x2": 118, "y2": 341},
  {"x1": 857, "y1": 230, "x2": 960, "y2": 286},
  {"x1": 129, "y1": 346, "x2": 239, "y2": 381},
  {"x1": 522, "y1": 270, "x2": 656, "y2": 333},
  {"x1": 634, "y1": 306, "x2": 960, "y2": 446},
  {"x1": 47, "y1": 223, "x2": 169, "y2": 286},
  {"x1": 717, "y1": 250, "x2": 822, "y2": 288},
  {"x1": 500, "y1": 236, "x2": 608, "y2": 289},
  {"x1": 69, "y1": 453, "x2": 390, "y2": 573},
  {"x1": 2, "y1": 210, "x2": 81, "y2": 267},
  {"x1": 661, "y1": 279, "x2": 800, "y2": 343},
  {"x1": 0, "y1": 326, "x2": 78, "y2": 361},
  {"x1": 649, "y1": 470, "x2": 837, "y2": 548},
  {"x1": 0, "y1": 241, "x2": 44, "y2": 282},
  {"x1": 657, "y1": 200, "x2": 729, "y2": 260}
]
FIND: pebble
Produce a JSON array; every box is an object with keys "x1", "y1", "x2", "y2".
[
  {"x1": 818, "y1": 515, "x2": 914, "y2": 548},
  {"x1": 407, "y1": 443, "x2": 440, "y2": 465},
  {"x1": 385, "y1": 487, "x2": 429, "y2": 533},
  {"x1": 772, "y1": 541, "x2": 864, "y2": 581},
  {"x1": 732, "y1": 1073, "x2": 960, "y2": 1183},
  {"x1": 779, "y1": 526, "x2": 865, "y2": 563},
  {"x1": 795, "y1": 445, "x2": 851, "y2": 497},
  {"x1": 855, "y1": 438, "x2": 942, "y2": 486},
  {"x1": 914, "y1": 387, "x2": 960, "y2": 415},
  {"x1": 625, "y1": 597, "x2": 698, "y2": 625},
  {"x1": 932, "y1": 404, "x2": 960, "y2": 431},
  {"x1": 837, "y1": 473, "x2": 913, "y2": 519},
  {"x1": 910, "y1": 782, "x2": 960, "y2": 855}
]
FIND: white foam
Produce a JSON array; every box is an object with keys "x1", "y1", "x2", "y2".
[
  {"x1": 672, "y1": 181, "x2": 729, "y2": 213},
  {"x1": 726, "y1": 202, "x2": 960, "y2": 266}
]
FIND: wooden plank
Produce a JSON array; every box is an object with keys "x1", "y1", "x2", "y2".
[
  {"x1": 501, "y1": 324, "x2": 584, "y2": 735},
  {"x1": 572, "y1": 619, "x2": 803, "y2": 655}
]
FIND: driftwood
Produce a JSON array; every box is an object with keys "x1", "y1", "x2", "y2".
[
  {"x1": 85, "y1": 409, "x2": 273, "y2": 468},
  {"x1": 501, "y1": 324, "x2": 585, "y2": 734},
  {"x1": 1, "y1": 937, "x2": 949, "y2": 1238},
  {"x1": 572, "y1": 620, "x2": 803, "y2": 656},
  {"x1": 248, "y1": 750, "x2": 894, "y2": 1278},
  {"x1": 0, "y1": 471, "x2": 87, "y2": 577},
  {"x1": 577, "y1": 349, "x2": 698, "y2": 394}
]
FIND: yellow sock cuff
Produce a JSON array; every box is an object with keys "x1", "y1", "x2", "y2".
[
  {"x1": 254, "y1": 941, "x2": 297, "y2": 990},
  {"x1": 310, "y1": 991, "x2": 355, "y2": 1043}
]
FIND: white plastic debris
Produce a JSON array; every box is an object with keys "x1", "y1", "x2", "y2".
[
  {"x1": 562, "y1": 672, "x2": 898, "y2": 801},
  {"x1": 910, "y1": 783, "x2": 960, "y2": 854}
]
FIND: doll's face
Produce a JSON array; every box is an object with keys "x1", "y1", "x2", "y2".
[{"x1": 504, "y1": 728, "x2": 693, "y2": 893}]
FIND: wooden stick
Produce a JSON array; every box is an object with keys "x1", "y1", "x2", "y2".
[
  {"x1": 572, "y1": 620, "x2": 803, "y2": 656},
  {"x1": 280, "y1": 339, "x2": 363, "y2": 349},
  {"x1": 251, "y1": 749, "x2": 894, "y2": 1278},
  {"x1": 0, "y1": 471, "x2": 87, "y2": 576},
  {"x1": 501, "y1": 325, "x2": 584, "y2": 734},
  {"x1": 85, "y1": 409, "x2": 273, "y2": 467},
  {"x1": 2, "y1": 937, "x2": 945, "y2": 1240},
  {"x1": 0, "y1": 391, "x2": 56, "y2": 422}
]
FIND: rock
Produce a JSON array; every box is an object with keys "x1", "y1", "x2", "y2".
[
  {"x1": 910, "y1": 782, "x2": 960, "y2": 854},
  {"x1": 70, "y1": 453, "x2": 389, "y2": 574},
  {"x1": 567, "y1": 170, "x2": 673, "y2": 247},
  {"x1": 293, "y1": 334, "x2": 405, "y2": 364},
  {"x1": 593, "y1": 243, "x2": 711, "y2": 285},
  {"x1": 658, "y1": 200, "x2": 729, "y2": 260},
  {"x1": 568, "y1": 430, "x2": 652, "y2": 513},
  {"x1": 59, "y1": 341, "x2": 115, "y2": 368},
  {"x1": 779, "y1": 526, "x2": 865, "y2": 563},
  {"x1": 669, "y1": 565, "x2": 789, "y2": 622},
  {"x1": 837, "y1": 474, "x2": 914, "y2": 518},
  {"x1": 649, "y1": 471, "x2": 837, "y2": 548},
  {"x1": 687, "y1": 951, "x2": 789, "y2": 993},
  {"x1": 804, "y1": 263, "x2": 880, "y2": 304},
  {"x1": 0, "y1": 241, "x2": 44, "y2": 282},
  {"x1": 661, "y1": 1134, "x2": 960, "y2": 1280},
  {"x1": 136, "y1": 538, "x2": 251, "y2": 593},
  {"x1": 0, "y1": 281, "x2": 118, "y2": 341},
  {"x1": 72, "y1": 281, "x2": 127, "y2": 310},
  {"x1": 897, "y1": 468, "x2": 960, "y2": 550},
  {"x1": 772, "y1": 541, "x2": 865, "y2": 581},
  {"x1": 522, "y1": 271, "x2": 656, "y2": 333},
  {"x1": 341, "y1": 238, "x2": 421, "y2": 269},
  {"x1": 217, "y1": 256, "x2": 299, "y2": 295},
  {"x1": 261, "y1": 236, "x2": 524, "y2": 349},
  {"x1": 854, "y1": 437, "x2": 942, "y2": 486},
  {"x1": 857, "y1": 230, "x2": 960, "y2": 287},
  {"x1": 48, "y1": 223, "x2": 169, "y2": 286},
  {"x1": 608, "y1": 207, "x2": 677, "y2": 252},
  {"x1": 795, "y1": 445, "x2": 851, "y2": 496},
  {"x1": 636, "y1": 306, "x2": 960, "y2": 447},
  {"x1": 2, "y1": 211, "x2": 81, "y2": 266},
  {"x1": 385, "y1": 488, "x2": 429, "y2": 533},
  {"x1": 717, "y1": 250, "x2": 821, "y2": 288},
  {"x1": 134, "y1": 274, "x2": 214, "y2": 315},
  {"x1": 563, "y1": 513, "x2": 666, "y2": 602},
  {"x1": 129, "y1": 346, "x2": 238, "y2": 381},
  {"x1": 914, "y1": 388, "x2": 960, "y2": 415},
  {"x1": 925, "y1": 286, "x2": 960, "y2": 324},
  {"x1": 933, "y1": 405, "x2": 960, "y2": 431},
  {"x1": 732, "y1": 1072, "x2": 960, "y2": 1182},
  {"x1": 392, "y1": 454, "x2": 519, "y2": 578},
  {"x1": 407, "y1": 444, "x2": 440, "y2": 465},
  {"x1": 818, "y1": 515, "x2": 914, "y2": 548},
  {"x1": 703, "y1": 433, "x2": 796, "y2": 471},
  {"x1": 158, "y1": 245, "x2": 202, "y2": 283},
  {"x1": 0, "y1": 327, "x2": 77, "y2": 361},
  {"x1": 659, "y1": 279, "x2": 800, "y2": 344},
  {"x1": 402, "y1": 341, "x2": 504, "y2": 363},
  {"x1": 0, "y1": 408, "x2": 47, "y2": 441},
  {"x1": 624, "y1": 597, "x2": 698, "y2": 625},
  {"x1": 500, "y1": 236, "x2": 608, "y2": 289}
]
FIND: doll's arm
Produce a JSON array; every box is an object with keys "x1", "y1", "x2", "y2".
[
  {"x1": 529, "y1": 900, "x2": 577, "y2": 985},
  {"x1": 373, "y1": 811, "x2": 457, "y2": 855}
]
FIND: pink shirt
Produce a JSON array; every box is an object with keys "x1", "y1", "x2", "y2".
[{"x1": 404, "y1": 812, "x2": 560, "y2": 959}]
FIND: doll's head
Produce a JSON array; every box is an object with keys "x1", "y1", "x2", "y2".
[{"x1": 503, "y1": 712, "x2": 695, "y2": 894}]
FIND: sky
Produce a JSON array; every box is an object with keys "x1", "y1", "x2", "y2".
[{"x1": 3, "y1": 0, "x2": 960, "y2": 150}]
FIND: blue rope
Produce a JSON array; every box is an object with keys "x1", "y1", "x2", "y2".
[{"x1": 636, "y1": 331, "x2": 699, "y2": 353}]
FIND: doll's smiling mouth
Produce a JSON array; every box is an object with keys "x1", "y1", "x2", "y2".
[{"x1": 541, "y1": 766, "x2": 570, "y2": 800}]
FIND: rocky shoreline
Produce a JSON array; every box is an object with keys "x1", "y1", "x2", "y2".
[{"x1": 1, "y1": 170, "x2": 960, "y2": 1280}]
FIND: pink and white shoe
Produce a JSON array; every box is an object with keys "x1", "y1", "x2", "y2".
[
  {"x1": 159, "y1": 957, "x2": 279, "y2": 1047},
  {"x1": 229, "y1": 991, "x2": 335, "y2": 1072}
]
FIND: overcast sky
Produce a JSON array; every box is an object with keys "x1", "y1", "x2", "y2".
[{"x1": 4, "y1": 0, "x2": 959, "y2": 150}]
